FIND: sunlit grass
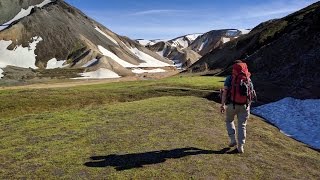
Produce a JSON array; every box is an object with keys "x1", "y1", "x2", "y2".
[{"x1": 0, "y1": 75, "x2": 319, "y2": 179}]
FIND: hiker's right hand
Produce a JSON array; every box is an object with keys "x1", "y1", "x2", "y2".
[{"x1": 220, "y1": 105, "x2": 226, "y2": 114}]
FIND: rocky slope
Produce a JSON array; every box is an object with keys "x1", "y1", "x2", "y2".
[
  {"x1": 0, "y1": 0, "x2": 45, "y2": 25},
  {"x1": 139, "y1": 30, "x2": 249, "y2": 69},
  {"x1": 0, "y1": 0, "x2": 173, "y2": 80},
  {"x1": 188, "y1": 2, "x2": 320, "y2": 102}
]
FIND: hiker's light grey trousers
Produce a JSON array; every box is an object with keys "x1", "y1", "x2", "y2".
[{"x1": 226, "y1": 104, "x2": 250, "y2": 145}]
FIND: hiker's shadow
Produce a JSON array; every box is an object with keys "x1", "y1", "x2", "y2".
[{"x1": 84, "y1": 147, "x2": 231, "y2": 171}]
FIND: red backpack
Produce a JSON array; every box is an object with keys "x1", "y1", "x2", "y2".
[{"x1": 230, "y1": 62, "x2": 256, "y2": 106}]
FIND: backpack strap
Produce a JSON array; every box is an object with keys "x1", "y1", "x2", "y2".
[{"x1": 233, "y1": 74, "x2": 239, "y2": 109}]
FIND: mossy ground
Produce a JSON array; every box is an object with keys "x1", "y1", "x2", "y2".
[{"x1": 0, "y1": 75, "x2": 319, "y2": 179}]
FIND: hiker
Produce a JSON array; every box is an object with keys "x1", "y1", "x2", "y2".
[{"x1": 220, "y1": 60, "x2": 256, "y2": 153}]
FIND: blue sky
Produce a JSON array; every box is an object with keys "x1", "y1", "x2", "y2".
[{"x1": 65, "y1": 0, "x2": 318, "y2": 40}]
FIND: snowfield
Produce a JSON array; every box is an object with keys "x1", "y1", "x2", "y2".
[
  {"x1": 0, "y1": 0, "x2": 52, "y2": 31},
  {"x1": 46, "y1": 58, "x2": 67, "y2": 69},
  {"x1": 129, "y1": 47, "x2": 171, "y2": 67},
  {"x1": 98, "y1": 45, "x2": 171, "y2": 69},
  {"x1": 98, "y1": 45, "x2": 136, "y2": 67},
  {"x1": 0, "y1": 36, "x2": 42, "y2": 71},
  {"x1": 72, "y1": 68, "x2": 121, "y2": 79},
  {"x1": 252, "y1": 97, "x2": 320, "y2": 149},
  {"x1": 131, "y1": 68, "x2": 166, "y2": 74}
]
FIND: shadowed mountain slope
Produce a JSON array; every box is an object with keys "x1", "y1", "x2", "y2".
[{"x1": 188, "y1": 2, "x2": 320, "y2": 102}]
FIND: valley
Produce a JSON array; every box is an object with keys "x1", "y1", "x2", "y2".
[{"x1": 0, "y1": 0, "x2": 319, "y2": 179}]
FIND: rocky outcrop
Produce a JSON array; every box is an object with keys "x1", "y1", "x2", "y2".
[{"x1": 188, "y1": 2, "x2": 320, "y2": 102}]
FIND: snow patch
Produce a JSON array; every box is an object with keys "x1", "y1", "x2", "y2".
[
  {"x1": 46, "y1": 58, "x2": 67, "y2": 69},
  {"x1": 240, "y1": 29, "x2": 251, "y2": 35},
  {"x1": 198, "y1": 38, "x2": 208, "y2": 51},
  {"x1": 95, "y1": 26, "x2": 119, "y2": 45},
  {"x1": 137, "y1": 40, "x2": 154, "y2": 46},
  {"x1": 222, "y1": 37, "x2": 230, "y2": 43},
  {"x1": 199, "y1": 42, "x2": 205, "y2": 51},
  {"x1": 98, "y1": 45, "x2": 171, "y2": 68},
  {"x1": 82, "y1": 58, "x2": 99, "y2": 67},
  {"x1": 0, "y1": 0, "x2": 52, "y2": 31},
  {"x1": 129, "y1": 47, "x2": 171, "y2": 67},
  {"x1": 252, "y1": 97, "x2": 320, "y2": 149},
  {"x1": 171, "y1": 59, "x2": 183, "y2": 69},
  {"x1": 171, "y1": 38, "x2": 189, "y2": 49},
  {"x1": 98, "y1": 45, "x2": 136, "y2": 67},
  {"x1": 185, "y1": 34, "x2": 202, "y2": 41},
  {"x1": 72, "y1": 68, "x2": 121, "y2": 79},
  {"x1": 132, "y1": 68, "x2": 166, "y2": 74},
  {"x1": 137, "y1": 39, "x2": 168, "y2": 46},
  {"x1": 0, "y1": 36, "x2": 42, "y2": 73}
]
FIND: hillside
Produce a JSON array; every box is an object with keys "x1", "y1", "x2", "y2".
[
  {"x1": 0, "y1": 76, "x2": 319, "y2": 179},
  {"x1": 188, "y1": 2, "x2": 320, "y2": 102},
  {"x1": 0, "y1": 0, "x2": 173, "y2": 80}
]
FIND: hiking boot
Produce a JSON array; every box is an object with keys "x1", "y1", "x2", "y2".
[
  {"x1": 228, "y1": 136, "x2": 237, "y2": 147},
  {"x1": 228, "y1": 141, "x2": 237, "y2": 147},
  {"x1": 237, "y1": 145, "x2": 244, "y2": 153}
]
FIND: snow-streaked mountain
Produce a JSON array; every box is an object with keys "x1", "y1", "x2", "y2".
[
  {"x1": 168, "y1": 33, "x2": 203, "y2": 49},
  {"x1": 138, "y1": 30, "x2": 249, "y2": 69},
  {"x1": 189, "y1": 29, "x2": 248, "y2": 56},
  {"x1": 0, "y1": 0, "x2": 173, "y2": 80},
  {"x1": 136, "y1": 39, "x2": 167, "y2": 46}
]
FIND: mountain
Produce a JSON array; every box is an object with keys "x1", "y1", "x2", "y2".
[
  {"x1": 189, "y1": 29, "x2": 250, "y2": 56},
  {"x1": 188, "y1": 2, "x2": 320, "y2": 102},
  {"x1": 138, "y1": 30, "x2": 249, "y2": 69},
  {"x1": 0, "y1": 0, "x2": 173, "y2": 80}
]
